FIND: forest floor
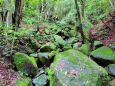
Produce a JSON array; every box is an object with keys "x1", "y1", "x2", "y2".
[{"x1": 0, "y1": 58, "x2": 19, "y2": 86}]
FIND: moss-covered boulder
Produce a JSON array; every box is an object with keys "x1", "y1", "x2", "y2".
[
  {"x1": 91, "y1": 46, "x2": 115, "y2": 64},
  {"x1": 49, "y1": 49, "x2": 109, "y2": 86},
  {"x1": 14, "y1": 52, "x2": 38, "y2": 76},
  {"x1": 40, "y1": 42, "x2": 56, "y2": 52},
  {"x1": 16, "y1": 77, "x2": 31, "y2": 86}
]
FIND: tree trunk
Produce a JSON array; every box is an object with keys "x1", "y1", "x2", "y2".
[
  {"x1": 81, "y1": 0, "x2": 86, "y2": 18},
  {"x1": 1, "y1": 10, "x2": 8, "y2": 27},
  {"x1": 74, "y1": 0, "x2": 85, "y2": 43},
  {"x1": 0, "y1": 0, "x2": 9, "y2": 27},
  {"x1": 12, "y1": 0, "x2": 24, "y2": 28}
]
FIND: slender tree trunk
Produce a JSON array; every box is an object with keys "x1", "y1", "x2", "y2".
[
  {"x1": 1, "y1": 1, "x2": 9, "y2": 27},
  {"x1": 81, "y1": 0, "x2": 86, "y2": 18},
  {"x1": 74, "y1": 0, "x2": 85, "y2": 43},
  {"x1": 12, "y1": 0, "x2": 24, "y2": 28}
]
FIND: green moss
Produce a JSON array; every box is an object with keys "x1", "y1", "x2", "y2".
[
  {"x1": 51, "y1": 49, "x2": 109, "y2": 86},
  {"x1": 79, "y1": 44, "x2": 89, "y2": 55},
  {"x1": 91, "y1": 46, "x2": 115, "y2": 61},
  {"x1": 14, "y1": 52, "x2": 38, "y2": 75},
  {"x1": 54, "y1": 49, "x2": 104, "y2": 69},
  {"x1": 17, "y1": 77, "x2": 31, "y2": 86}
]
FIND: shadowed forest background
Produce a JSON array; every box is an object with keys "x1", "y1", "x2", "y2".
[{"x1": 0, "y1": 0, "x2": 115, "y2": 86}]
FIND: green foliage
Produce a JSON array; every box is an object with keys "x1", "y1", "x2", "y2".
[
  {"x1": 86, "y1": 0, "x2": 112, "y2": 22},
  {"x1": 0, "y1": 0, "x2": 3, "y2": 7},
  {"x1": 54, "y1": 35, "x2": 67, "y2": 46},
  {"x1": 0, "y1": 26, "x2": 33, "y2": 56},
  {"x1": 47, "y1": 68, "x2": 55, "y2": 86}
]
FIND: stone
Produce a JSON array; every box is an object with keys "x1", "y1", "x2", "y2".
[
  {"x1": 14, "y1": 52, "x2": 38, "y2": 76},
  {"x1": 32, "y1": 74, "x2": 48, "y2": 86},
  {"x1": 106, "y1": 64, "x2": 115, "y2": 76},
  {"x1": 91, "y1": 46, "x2": 115, "y2": 65},
  {"x1": 38, "y1": 52, "x2": 49, "y2": 64},
  {"x1": 40, "y1": 42, "x2": 56, "y2": 52},
  {"x1": 30, "y1": 53, "x2": 38, "y2": 58},
  {"x1": 94, "y1": 41, "x2": 103, "y2": 49},
  {"x1": 49, "y1": 49, "x2": 109, "y2": 86}
]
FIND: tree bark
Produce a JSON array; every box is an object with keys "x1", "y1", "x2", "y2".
[
  {"x1": 81, "y1": 0, "x2": 86, "y2": 18},
  {"x1": 74, "y1": 0, "x2": 85, "y2": 43},
  {"x1": 1, "y1": 10, "x2": 8, "y2": 27},
  {"x1": 12, "y1": 0, "x2": 24, "y2": 28}
]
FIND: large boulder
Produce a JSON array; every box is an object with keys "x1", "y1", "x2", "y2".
[
  {"x1": 14, "y1": 52, "x2": 38, "y2": 76},
  {"x1": 49, "y1": 49, "x2": 109, "y2": 86},
  {"x1": 91, "y1": 46, "x2": 115, "y2": 65}
]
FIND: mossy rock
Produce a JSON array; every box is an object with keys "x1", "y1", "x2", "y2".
[
  {"x1": 91, "y1": 46, "x2": 115, "y2": 63},
  {"x1": 79, "y1": 44, "x2": 89, "y2": 55},
  {"x1": 49, "y1": 49, "x2": 109, "y2": 86},
  {"x1": 38, "y1": 52, "x2": 49, "y2": 64},
  {"x1": 32, "y1": 74, "x2": 48, "y2": 86},
  {"x1": 94, "y1": 41, "x2": 103, "y2": 49},
  {"x1": 40, "y1": 42, "x2": 56, "y2": 52},
  {"x1": 14, "y1": 52, "x2": 38, "y2": 76},
  {"x1": 17, "y1": 77, "x2": 31, "y2": 86},
  {"x1": 106, "y1": 64, "x2": 115, "y2": 76},
  {"x1": 38, "y1": 51, "x2": 58, "y2": 65}
]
